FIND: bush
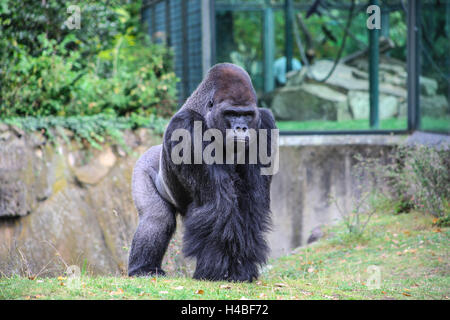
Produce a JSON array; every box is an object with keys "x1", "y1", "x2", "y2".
[
  {"x1": 0, "y1": 0, "x2": 178, "y2": 119},
  {"x1": 370, "y1": 145, "x2": 450, "y2": 217}
]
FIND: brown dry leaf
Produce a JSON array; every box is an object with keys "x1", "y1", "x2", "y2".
[
  {"x1": 433, "y1": 228, "x2": 442, "y2": 233},
  {"x1": 402, "y1": 292, "x2": 411, "y2": 297},
  {"x1": 403, "y1": 230, "x2": 411, "y2": 236},
  {"x1": 195, "y1": 289, "x2": 204, "y2": 295},
  {"x1": 28, "y1": 276, "x2": 36, "y2": 280},
  {"x1": 110, "y1": 288, "x2": 124, "y2": 295},
  {"x1": 274, "y1": 283, "x2": 288, "y2": 288},
  {"x1": 57, "y1": 276, "x2": 67, "y2": 281},
  {"x1": 219, "y1": 284, "x2": 231, "y2": 290},
  {"x1": 59, "y1": 282, "x2": 65, "y2": 286},
  {"x1": 381, "y1": 291, "x2": 387, "y2": 294}
]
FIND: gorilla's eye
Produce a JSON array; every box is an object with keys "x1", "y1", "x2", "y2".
[{"x1": 207, "y1": 100, "x2": 213, "y2": 110}]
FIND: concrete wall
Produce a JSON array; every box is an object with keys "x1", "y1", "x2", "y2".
[{"x1": 268, "y1": 135, "x2": 406, "y2": 258}]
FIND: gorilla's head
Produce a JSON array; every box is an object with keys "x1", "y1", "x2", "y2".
[{"x1": 202, "y1": 63, "x2": 261, "y2": 145}]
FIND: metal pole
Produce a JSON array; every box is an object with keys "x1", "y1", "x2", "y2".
[
  {"x1": 369, "y1": 0, "x2": 380, "y2": 129},
  {"x1": 264, "y1": 1, "x2": 275, "y2": 92},
  {"x1": 285, "y1": 0, "x2": 293, "y2": 72},
  {"x1": 407, "y1": 0, "x2": 420, "y2": 131}
]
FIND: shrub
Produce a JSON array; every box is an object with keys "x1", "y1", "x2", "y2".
[
  {"x1": 363, "y1": 145, "x2": 450, "y2": 218},
  {"x1": 0, "y1": 0, "x2": 178, "y2": 119}
]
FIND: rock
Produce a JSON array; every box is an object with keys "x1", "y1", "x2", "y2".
[
  {"x1": 285, "y1": 67, "x2": 307, "y2": 86},
  {"x1": 348, "y1": 91, "x2": 399, "y2": 120},
  {"x1": 419, "y1": 76, "x2": 438, "y2": 96},
  {"x1": 420, "y1": 95, "x2": 449, "y2": 118},
  {"x1": 0, "y1": 123, "x2": 9, "y2": 132},
  {"x1": 270, "y1": 83, "x2": 349, "y2": 121},
  {"x1": 0, "y1": 131, "x2": 12, "y2": 141},
  {"x1": 73, "y1": 147, "x2": 117, "y2": 185},
  {"x1": 307, "y1": 226, "x2": 323, "y2": 244},
  {"x1": 0, "y1": 130, "x2": 176, "y2": 277},
  {"x1": 307, "y1": 60, "x2": 407, "y2": 99}
]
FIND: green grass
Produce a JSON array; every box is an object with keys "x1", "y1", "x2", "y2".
[
  {"x1": 276, "y1": 116, "x2": 449, "y2": 132},
  {"x1": 0, "y1": 211, "x2": 448, "y2": 300}
]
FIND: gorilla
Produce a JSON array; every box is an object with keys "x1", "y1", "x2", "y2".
[{"x1": 128, "y1": 63, "x2": 278, "y2": 282}]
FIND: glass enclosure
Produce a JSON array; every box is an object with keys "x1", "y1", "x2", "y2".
[
  {"x1": 214, "y1": 0, "x2": 449, "y2": 133},
  {"x1": 418, "y1": 1, "x2": 450, "y2": 133}
]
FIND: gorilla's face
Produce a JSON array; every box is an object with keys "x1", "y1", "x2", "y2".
[
  {"x1": 204, "y1": 65, "x2": 260, "y2": 146},
  {"x1": 206, "y1": 99, "x2": 260, "y2": 145}
]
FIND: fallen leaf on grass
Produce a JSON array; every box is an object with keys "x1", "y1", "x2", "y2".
[
  {"x1": 402, "y1": 292, "x2": 411, "y2": 297},
  {"x1": 274, "y1": 283, "x2": 288, "y2": 288},
  {"x1": 110, "y1": 288, "x2": 124, "y2": 295},
  {"x1": 57, "y1": 276, "x2": 67, "y2": 281},
  {"x1": 219, "y1": 284, "x2": 231, "y2": 290},
  {"x1": 195, "y1": 289, "x2": 204, "y2": 295}
]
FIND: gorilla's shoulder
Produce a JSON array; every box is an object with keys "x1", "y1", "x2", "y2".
[
  {"x1": 165, "y1": 108, "x2": 204, "y2": 133},
  {"x1": 259, "y1": 108, "x2": 277, "y2": 130}
]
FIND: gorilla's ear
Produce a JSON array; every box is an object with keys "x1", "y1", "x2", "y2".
[{"x1": 258, "y1": 108, "x2": 277, "y2": 130}]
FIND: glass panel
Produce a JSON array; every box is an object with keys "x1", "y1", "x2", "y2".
[
  {"x1": 215, "y1": 10, "x2": 264, "y2": 94},
  {"x1": 419, "y1": 0, "x2": 450, "y2": 133},
  {"x1": 215, "y1": 1, "x2": 410, "y2": 132}
]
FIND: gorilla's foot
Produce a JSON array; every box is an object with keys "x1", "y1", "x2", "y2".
[{"x1": 128, "y1": 266, "x2": 166, "y2": 277}]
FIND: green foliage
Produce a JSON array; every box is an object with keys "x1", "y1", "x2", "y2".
[
  {"x1": 1, "y1": 114, "x2": 168, "y2": 150},
  {"x1": 360, "y1": 145, "x2": 450, "y2": 218},
  {"x1": 0, "y1": 0, "x2": 178, "y2": 119}
]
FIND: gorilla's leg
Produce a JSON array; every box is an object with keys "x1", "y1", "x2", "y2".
[{"x1": 128, "y1": 145, "x2": 176, "y2": 277}]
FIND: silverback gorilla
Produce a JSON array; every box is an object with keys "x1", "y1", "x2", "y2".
[{"x1": 128, "y1": 63, "x2": 277, "y2": 282}]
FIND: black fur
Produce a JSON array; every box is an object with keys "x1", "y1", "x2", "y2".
[{"x1": 128, "y1": 63, "x2": 277, "y2": 282}]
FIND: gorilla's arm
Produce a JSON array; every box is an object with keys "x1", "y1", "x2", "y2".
[{"x1": 128, "y1": 145, "x2": 176, "y2": 276}]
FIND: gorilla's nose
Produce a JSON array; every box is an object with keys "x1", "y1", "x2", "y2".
[{"x1": 233, "y1": 124, "x2": 248, "y2": 133}]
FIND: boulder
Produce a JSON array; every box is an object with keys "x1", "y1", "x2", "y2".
[
  {"x1": 270, "y1": 83, "x2": 349, "y2": 121},
  {"x1": 72, "y1": 147, "x2": 117, "y2": 185},
  {"x1": 419, "y1": 76, "x2": 438, "y2": 96},
  {"x1": 348, "y1": 91, "x2": 399, "y2": 120},
  {"x1": 420, "y1": 95, "x2": 449, "y2": 118}
]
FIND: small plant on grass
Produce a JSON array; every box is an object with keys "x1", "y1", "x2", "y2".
[{"x1": 381, "y1": 145, "x2": 449, "y2": 217}]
